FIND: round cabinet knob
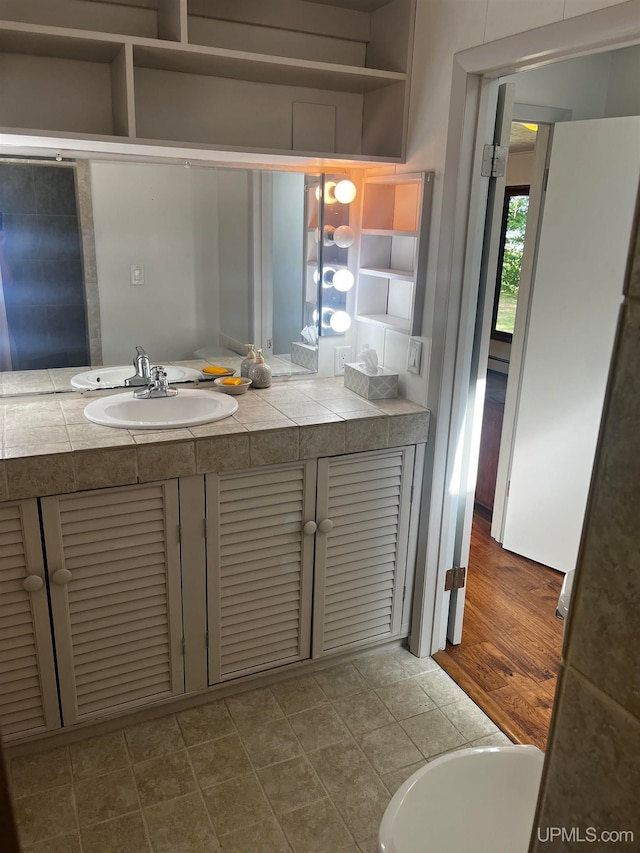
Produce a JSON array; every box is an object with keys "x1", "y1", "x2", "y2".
[
  {"x1": 52, "y1": 569, "x2": 73, "y2": 586},
  {"x1": 318, "y1": 519, "x2": 333, "y2": 534},
  {"x1": 22, "y1": 575, "x2": 44, "y2": 593},
  {"x1": 303, "y1": 521, "x2": 317, "y2": 536}
]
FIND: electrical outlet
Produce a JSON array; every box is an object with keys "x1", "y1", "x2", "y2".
[{"x1": 335, "y1": 345, "x2": 352, "y2": 375}]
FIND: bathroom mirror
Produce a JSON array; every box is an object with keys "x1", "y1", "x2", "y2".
[{"x1": 0, "y1": 154, "x2": 320, "y2": 395}]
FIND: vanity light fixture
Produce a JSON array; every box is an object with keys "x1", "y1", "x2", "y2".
[
  {"x1": 332, "y1": 269, "x2": 354, "y2": 292},
  {"x1": 334, "y1": 225, "x2": 354, "y2": 248},
  {"x1": 334, "y1": 179, "x2": 357, "y2": 204}
]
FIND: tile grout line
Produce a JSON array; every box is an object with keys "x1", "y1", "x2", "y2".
[{"x1": 122, "y1": 717, "x2": 157, "y2": 853}]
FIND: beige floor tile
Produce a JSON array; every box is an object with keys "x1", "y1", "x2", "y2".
[
  {"x1": 11, "y1": 746, "x2": 71, "y2": 797},
  {"x1": 13, "y1": 786, "x2": 77, "y2": 847},
  {"x1": 22, "y1": 832, "x2": 81, "y2": 853},
  {"x1": 288, "y1": 704, "x2": 349, "y2": 752},
  {"x1": 225, "y1": 688, "x2": 284, "y2": 733},
  {"x1": 332, "y1": 783, "x2": 391, "y2": 845},
  {"x1": 218, "y1": 816, "x2": 290, "y2": 852},
  {"x1": 144, "y1": 791, "x2": 218, "y2": 853},
  {"x1": 414, "y1": 668, "x2": 470, "y2": 708},
  {"x1": 356, "y1": 723, "x2": 423, "y2": 776},
  {"x1": 352, "y1": 652, "x2": 410, "y2": 688},
  {"x1": 257, "y1": 755, "x2": 325, "y2": 816},
  {"x1": 471, "y1": 731, "x2": 512, "y2": 747},
  {"x1": 75, "y1": 767, "x2": 140, "y2": 827},
  {"x1": 381, "y1": 760, "x2": 428, "y2": 795},
  {"x1": 375, "y1": 679, "x2": 436, "y2": 721},
  {"x1": 390, "y1": 648, "x2": 440, "y2": 677},
  {"x1": 133, "y1": 749, "x2": 197, "y2": 808},
  {"x1": 188, "y1": 734, "x2": 252, "y2": 788},
  {"x1": 307, "y1": 739, "x2": 379, "y2": 799},
  {"x1": 279, "y1": 798, "x2": 353, "y2": 853},
  {"x1": 312, "y1": 663, "x2": 367, "y2": 700},
  {"x1": 332, "y1": 691, "x2": 394, "y2": 737},
  {"x1": 400, "y1": 709, "x2": 467, "y2": 758},
  {"x1": 125, "y1": 715, "x2": 185, "y2": 763},
  {"x1": 440, "y1": 698, "x2": 501, "y2": 742},
  {"x1": 177, "y1": 701, "x2": 235, "y2": 746},
  {"x1": 202, "y1": 773, "x2": 272, "y2": 837},
  {"x1": 80, "y1": 811, "x2": 150, "y2": 853},
  {"x1": 70, "y1": 731, "x2": 130, "y2": 780},
  {"x1": 270, "y1": 676, "x2": 327, "y2": 715},
  {"x1": 238, "y1": 717, "x2": 302, "y2": 769}
]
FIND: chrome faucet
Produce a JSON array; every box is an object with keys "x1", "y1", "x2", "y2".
[
  {"x1": 134, "y1": 366, "x2": 178, "y2": 399},
  {"x1": 124, "y1": 346, "x2": 151, "y2": 387}
]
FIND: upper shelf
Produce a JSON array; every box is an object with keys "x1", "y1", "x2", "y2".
[{"x1": 0, "y1": 0, "x2": 415, "y2": 161}]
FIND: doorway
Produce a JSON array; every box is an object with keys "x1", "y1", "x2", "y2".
[{"x1": 432, "y1": 52, "x2": 640, "y2": 746}]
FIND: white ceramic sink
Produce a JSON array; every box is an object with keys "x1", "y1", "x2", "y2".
[
  {"x1": 71, "y1": 364, "x2": 203, "y2": 390},
  {"x1": 84, "y1": 389, "x2": 238, "y2": 429}
]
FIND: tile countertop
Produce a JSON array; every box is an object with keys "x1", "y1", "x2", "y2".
[{"x1": 0, "y1": 378, "x2": 430, "y2": 502}]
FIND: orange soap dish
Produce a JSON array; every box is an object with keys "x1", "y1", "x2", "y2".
[{"x1": 213, "y1": 376, "x2": 252, "y2": 395}]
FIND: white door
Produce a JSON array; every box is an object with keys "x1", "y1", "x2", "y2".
[
  {"x1": 43, "y1": 481, "x2": 184, "y2": 725},
  {"x1": 312, "y1": 447, "x2": 414, "y2": 656},
  {"x1": 206, "y1": 461, "x2": 316, "y2": 683},
  {"x1": 501, "y1": 117, "x2": 640, "y2": 572},
  {"x1": 0, "y1": 500, "x2": 60, "y2": 740}
]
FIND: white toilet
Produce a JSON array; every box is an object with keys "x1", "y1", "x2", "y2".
[{"x1": 378, "y1": 745, "x2": 544, "y2": 853}]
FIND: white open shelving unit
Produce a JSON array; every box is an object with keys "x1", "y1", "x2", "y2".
[
  {"x1": 355, "y1": 171, "x2": 433, "y2": 334},
  {"x1": 0, "y1": 0, "x2": 416, "y2": 161}
]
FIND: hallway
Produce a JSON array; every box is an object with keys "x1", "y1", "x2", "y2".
[{"x1": 434, "y1": 510, "x2": 564, "y2": 750}]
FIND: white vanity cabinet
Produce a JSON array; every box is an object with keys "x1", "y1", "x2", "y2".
[
  {"x1": 0, "y1": 442, "x2": 422, "y2": 743},
  {"x1": 41, "y1": 481, "x2": 185, "y2": 727},
  {"x1": 0, "y1": 500, "x2": 60, "y2": 740}
]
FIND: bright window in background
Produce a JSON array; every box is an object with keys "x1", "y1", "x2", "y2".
[{"x1": 492, "y1": 186, "x2": 530, "y2": 340}]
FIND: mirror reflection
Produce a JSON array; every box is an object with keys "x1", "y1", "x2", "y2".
[{"x1": 0, "y1": 156, "x2": 321, "y2": 395}]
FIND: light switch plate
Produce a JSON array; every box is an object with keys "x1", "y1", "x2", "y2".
[
  {"x1": 407, "y1": 338, "x2": 423, "y2": 374},
  {"x1": 130, "y1": 264, "x2": 144, "y2": 286}
]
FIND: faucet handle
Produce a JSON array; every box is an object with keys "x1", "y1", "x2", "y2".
[{"x1": 136, "y1": 346, "x2": 147, "y2": 357}]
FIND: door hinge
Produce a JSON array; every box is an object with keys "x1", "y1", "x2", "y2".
[
  {"x1": 444, "y1": 566, "x2": 466, "y2": 591},
  {"x1": 481, "y1": 144, "x2": 508, "y2": 178}
]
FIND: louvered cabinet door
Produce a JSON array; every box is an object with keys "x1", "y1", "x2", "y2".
[
  {"x1": 42, "y1": 481, "x2": 184, "y2": 725},
  {"x1": 313, "y1": 446, "x2": 415, "y2": 656},
  {"x1": 0, "y1": 500, "x2": 60, "y2": 741},
  {"x1": 206, "y1": 461, "x2": 316, "y2": 683}
]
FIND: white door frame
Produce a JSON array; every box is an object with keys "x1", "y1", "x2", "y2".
[{"x1": 408, "y1": 0, "x2": 640, "y2": 657}]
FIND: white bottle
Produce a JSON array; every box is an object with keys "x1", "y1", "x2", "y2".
[
  {"x1": 249, "y1": 348, "x2": 272, "y2": 388},
  {"x1": 240, "y1": 343, "x2": 256, "y2": 378}
]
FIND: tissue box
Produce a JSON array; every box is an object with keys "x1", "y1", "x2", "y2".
[
  {"x1": 344, "y1": 363, "x2": 399, "y2": 400},
  {"x1": 290, "y1": 342, "x2": 317, "y2": 371}
]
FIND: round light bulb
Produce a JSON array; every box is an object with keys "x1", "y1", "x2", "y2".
[
  {"x1": 323, "y1": 225, "x2": 336, "y2": 246},
  {"x1": 324, "y1": 181, "x2": 337, "y2": 204},
  {"x1": 313, "y1": 269, "x2": 320, "y2": 284},
  {"x1": 329, "y1": 310, "x2": 352, "y2": 333},
  {"x1": 332, "y1": 269, "x2": 354, "y2": 292},
  {"x1": 322, "y1": 268, "x2": 336, "y2": 288},
  {"x1": 334, "y1": 180, "x2": 356, "y2": 204},
  {"x1": 333, "y1": 225, "x2": 354, "y2": 248},
  {"x1": 312, "y1": 309, "x2": 319, "y2": 323},
  {"x1": 321, "y1": 308, "x2": 334, "y2": 329}
]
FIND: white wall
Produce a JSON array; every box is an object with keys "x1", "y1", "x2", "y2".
[
  {"x1": 91, "y1": 162, "x2": 220, "y2": 365},
  {"x1": 217, "y1": 170, "x2": 253, "y2": 352},
  {"x1": 605, "y1": 44, "x2": 640, "y2": 116}
]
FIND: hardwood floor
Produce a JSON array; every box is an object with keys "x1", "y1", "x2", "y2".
[{"x1": 434, "y1": 508, "x2": 564, "y2": 750}]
